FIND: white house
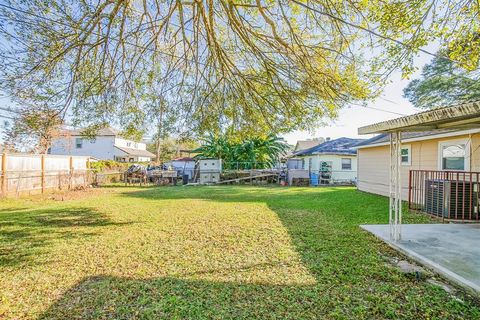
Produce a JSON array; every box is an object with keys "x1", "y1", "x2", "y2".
[
  {"x1": 291, "y1": 137, "x2": 364, "y2": 184},
  {"x1": 49, "y1": 127, "x2": 155, "y2": 162}
]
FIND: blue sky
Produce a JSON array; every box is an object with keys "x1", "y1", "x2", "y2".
[{"x1": 282, "y1": 52, "x2": 433, "y2": 145}]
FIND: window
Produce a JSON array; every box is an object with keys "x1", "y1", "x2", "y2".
[
  {"x1": 341, "y1": 158, "x2": 352, "y2": 170},
  {"x1": 439, "y1": 140, "x2": 469, "y2": 171},
  {"x1": 401, "y1": 145, "x2": 411, "y2": 166},
  {"x1": 75, "y1": 138, "x2": 83, "y2": 149},
  {"x1": 134, "y1": 143, "x2": 138, "y2": 148},
  {"x1": 126, "y1": 142, "x2": 132, "y2": 147}
]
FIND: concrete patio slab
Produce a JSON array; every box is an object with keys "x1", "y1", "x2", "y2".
[{"x1": 361, "y1": 224, "x2": 480, "y2": 295}]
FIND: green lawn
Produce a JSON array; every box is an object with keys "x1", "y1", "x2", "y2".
[{"x1": 1, "y1": 186, "x2": 479, "y2": 319}]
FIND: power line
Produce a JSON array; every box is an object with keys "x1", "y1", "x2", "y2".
[
  {"x1": 359, "y1": 105, "x2": 407, "y2": 116},
  {"x1": 0, "y1": 2, "x2": 449, "y2": 118},
  {"x1": 0, "y1": 113, "x2": 15, "y2": 120},
  {"x1": 290, "y1": 0, "x2": 461, "y2": 65},
  {"x1": 0, "y1": 106, "x2": 20, "y2": 114},
  {"x1": 0, "y1": 3, "x2": 206, "y2": 66}
]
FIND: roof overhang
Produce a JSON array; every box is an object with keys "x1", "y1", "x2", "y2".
[
  {"x1": 358, "y1": 101, "x2": 480, "y2": 134},
  {"x1": 293, "y1": 152, "x2": 357, "y2": 157},
  {"x1": 355, "y1": 128, "x2": 480, "y2": 149}
]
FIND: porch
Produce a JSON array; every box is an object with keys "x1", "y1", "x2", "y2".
[
  {"x1": 358, "y1": 101, "x2": 480, "y2": 294},
  {"x1": 361, "y1": 224, "x2": 480, "y2": 294}
]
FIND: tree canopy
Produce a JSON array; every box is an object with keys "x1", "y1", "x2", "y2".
[
  {"x1": 4, "y1": 105, "x2": 64, "y2": 153},
  {"x1": 404, "y1": 55, "x2": 480, "y2": 109},
  {"x1": 0, "y1": 0, "x2": 478, "y2": 138}
]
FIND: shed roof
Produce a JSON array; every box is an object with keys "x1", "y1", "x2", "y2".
[
  {"x1": 294, "y1": 137, "x2": 365, "y2": 156},
  {"x1": 173, "y1": 157, "x2": 196, "y2": 162},
  {"x1": 358, "y1": 100, "x2": 480, "y2": 134}
]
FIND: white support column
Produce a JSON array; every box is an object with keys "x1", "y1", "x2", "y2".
[{"x1": 389, "y1": 131, "x2": 402, "y2": 241}]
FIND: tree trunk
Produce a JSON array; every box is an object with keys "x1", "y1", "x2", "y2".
[{"x1": 155, "y1": 99, "x2": 164, "y2": 162}]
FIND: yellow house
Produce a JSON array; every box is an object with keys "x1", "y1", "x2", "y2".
[
  {"x1": 357, "y1": 101, "x2": 480, "y2": 294},
  {"x1": 356, "y1": 129, "x2": 480, "y2": 200}
]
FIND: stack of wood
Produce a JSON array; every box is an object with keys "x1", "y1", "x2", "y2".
[
  {"x1": 150, "y1": 170, "x2": 178, "y2": 185},
  {"x1": 291, "y1": 178, "x2": 310, "y2": 186}
]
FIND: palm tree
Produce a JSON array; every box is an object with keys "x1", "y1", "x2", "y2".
[{"x1": 194, "y1": 134, "x2": 288, "y2": 170}]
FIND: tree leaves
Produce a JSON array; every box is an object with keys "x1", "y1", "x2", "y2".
[
  {"x1": 403, "y1": 55, "x2": 480, "y2": 109},
  {"x1": 194, "y1": 133, "x2": 288, "y2": 169},
  {"x1": 5, "y1": 105, "x2": 64, "y2": 153},
  {"x1": 0, "y1": 0, "x2": 478, "y2": 137}
]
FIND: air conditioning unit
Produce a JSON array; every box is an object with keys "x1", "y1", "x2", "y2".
[{"x1": 424, "y1": 179, "x2": 478, "y2": 219}]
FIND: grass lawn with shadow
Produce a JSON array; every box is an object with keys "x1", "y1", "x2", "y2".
[{"x1": 1, "y1": 186, "x2": 479, "y2": 319}]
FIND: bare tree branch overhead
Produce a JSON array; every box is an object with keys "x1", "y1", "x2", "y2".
[{"x1": 0, "y1": 0, "x2": 478, "y2": 137}]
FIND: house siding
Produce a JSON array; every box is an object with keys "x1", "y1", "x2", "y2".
[
  {"x1": 50, "y1": 135, "x2": 152, "y2": 161},
  {"x1": 114, "y1": 137, "x2": 147, "y2": 150},
  {"x1": 357, "y1": 133, "x2": 480, "y2": 200},
  {"x1": 50, "y1": 136, "x2": 117, "y2": 160},
  {"x1": 299, "y1": 154, "x2": 358, "y2": 182}
]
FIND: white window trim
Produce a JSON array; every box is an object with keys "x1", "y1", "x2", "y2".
[
  {"x1": 75, "y1": 137, "x2": 83, "y2": 149},
  {"x1": 438, "y1": 138, "x2": 470, "y2": 171},
  {"x1": 400, "y1": 145, "x2": 411, "y2": 166},
  {"x1": 341, "y1": 158, "x2": 352, "y2": 170}
]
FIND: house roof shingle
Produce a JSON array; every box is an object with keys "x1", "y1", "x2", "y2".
[
  {"x1": 294, "y1": 139, "x2": 325, "y2": 152},
  {"x1": 353, "y1": 129, "x2": 461, "y2": 148},
  {"x1": 65, "y1": 127, "x2": 120, "y2": 136},
  {"x1": 114, "y1": 146, "x2": 155, "y2": 158},
  {"x1": 294, "y1": 137, "x2": 365, "y2": 156}
]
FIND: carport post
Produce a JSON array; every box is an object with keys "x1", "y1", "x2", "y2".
[{"x1": 389, "y1": 131, "x2": 402, "y2": 241}]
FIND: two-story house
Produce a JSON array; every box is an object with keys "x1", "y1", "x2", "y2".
[{"x1": 49, "y1": 127, "x2": 155, "y2": 162}]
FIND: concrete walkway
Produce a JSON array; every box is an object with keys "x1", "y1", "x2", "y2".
[{"x1": 361, "y1": 224, "x2": 480, "y2": 294}]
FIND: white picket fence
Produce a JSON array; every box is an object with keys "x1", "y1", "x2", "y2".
[{"x1": 0, "y1": 153, "x2": 92, "y2": 197}]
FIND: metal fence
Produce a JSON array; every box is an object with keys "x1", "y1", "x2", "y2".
[
  {"x1": 0, "y1": 153, "x2": 92, "y2": 197},
  {"x1": 409, "y1": 170, "x2": 480, "y2": 221}
]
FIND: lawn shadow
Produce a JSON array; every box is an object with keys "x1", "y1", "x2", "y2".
[
  {"x1": 39, "y1": 275, "x2": 326, "y2": 319},
  {"x1": 34, "y1": 186, "x2": 480, "y2": 318},
  {"x1": 0, "y1": 206, "x2": 130, "y2": 267}
]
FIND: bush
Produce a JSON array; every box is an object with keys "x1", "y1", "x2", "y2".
[{"x1": 90, "y1": 160, "x2": 130, "y2": 173}]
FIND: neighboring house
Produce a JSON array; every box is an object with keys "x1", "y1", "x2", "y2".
[
  {"x1": 49, "y1": 127, "x2": 155, "y2": 162},
  {"x1": 356, "y1": 128, "x2": 480, "y2": 200},
  {"x1": 287, "y1": 138, "x2": 325, "y2": 169},
  {"x1": 293, "y1": 138, "x2": 325, "y2": 153},
  {"x1": 292, "y1": 137, "x2": 364, "y2": 183}
]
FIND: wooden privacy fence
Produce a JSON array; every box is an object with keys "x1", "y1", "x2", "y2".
[{"x1": 0, "y1": 153, "x2": 92, "y2": 197}]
